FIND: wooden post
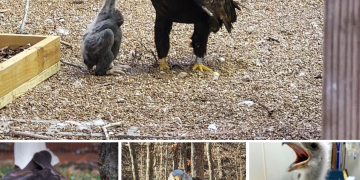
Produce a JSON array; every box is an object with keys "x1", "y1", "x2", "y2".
[{"x1": 323, "y1": 0, "x2": 360, "y2": 139}]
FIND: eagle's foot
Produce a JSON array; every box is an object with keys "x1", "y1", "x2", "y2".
[
  {"x1": 192, "y1": 63, "x2": 212, "y2": 72},
  {"x1": 159, "y1": 58, "x2": 170, "y2": 70}
]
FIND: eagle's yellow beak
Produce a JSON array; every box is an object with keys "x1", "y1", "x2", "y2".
[{"x1": 175, "y1": 176, "x2": 181, "y2": 180}]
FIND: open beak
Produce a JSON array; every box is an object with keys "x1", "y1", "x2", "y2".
[
  {"x1": 174, "y1": 176, "x2": 181, "y2": 180},
  {"x1": 282, "y1": 142, "x2": 311, "y2": 172}
]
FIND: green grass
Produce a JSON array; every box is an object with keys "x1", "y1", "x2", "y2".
[
  {"x1": 0, "y1": 164, "x2": 15, "y2": 178},
  {"x1": 0, "y1": 164, "x2": 100, "y2": 180},
  {"x1": 57, "y1": 167, "x2": 101, "y2": 180}
]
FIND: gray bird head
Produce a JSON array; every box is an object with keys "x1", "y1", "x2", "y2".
[
  {"x1": 113, "y1": 9, "x2": 124, "y2": 27},
  {"x1": 168, "y1": 169, "x2": 193, "y2": 180},
  {"x1": 283, "y1": 142, "x2": 331, "y2": 180}
]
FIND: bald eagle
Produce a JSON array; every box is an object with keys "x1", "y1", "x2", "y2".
[
  {"x1": 150, "y1": 0, "x2": 241, "y2": 72},
  {"x1": 168, "y1": 169, "x2": 201, "y2": 180},
  {"x1": 283, "y1": 142, "x2": 331, "y2": 180}
]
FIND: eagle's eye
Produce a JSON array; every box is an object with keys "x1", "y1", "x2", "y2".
[{"x1": 309, "y1": 143, "x2": 318, "y2": 150}]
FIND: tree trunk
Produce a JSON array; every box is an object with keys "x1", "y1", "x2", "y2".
[
  {"x1": 140, "y1": 144, "x2": 143, "y2": 179},
  {"x1": 160, "y1": 143, "x2": 164, "y2": 179},
  {"x1": 98, "y1": 143, "x2": 118, "y2": 180},
  {"x1": 238, "y1": 144, "x2": 242, "y2": 180},
  {"x1": 180, "y1": 143, "x2": 186, "y2": 169},
  {"x1": 128, "y1": 143, "x2": 139, "y2": 180},
  {"x1": 191, "y1": 143, "x2": 204, "y2": 180},
  {"x1": 164, "y1": 143, "x2": 168, "y2": 177},
  {"x1": 173, "y1": 143, "x2": 179, "y2": 170},
  {"x1": 185, "y1": 143, "x2": 191, "y2": 173},
  {"x1": 217, "y1": 146, "x2": 223, "y2": 179},
  {"x1": 206, "y1": 143, "x2": 215, "y2": 180},
  {"x1": 146, "y1": 143, "x2": 154, "y2": 180}
]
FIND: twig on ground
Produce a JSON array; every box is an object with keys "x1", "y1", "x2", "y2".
[
  {"x1": 0, "y1": 9, "x2": 10, "y2": 13},
  {"x1": 60, "y1": 59, "x2": 85, "y2": 70},
  {"x1": 102, "y1": 122, "x2": 122, "y2": 140},
  {"x1": 123, "y1": 34, "x2": 158, "y2": 63},
  {"x1": 10, "y1": 131, "x2": 57, "y2": 140},
  {"x1": 60, "y1": 40, "x2": 73, "y2": 48},
  {"x1": 16, "y1": 0, "x2": 30, "y2": 34}
]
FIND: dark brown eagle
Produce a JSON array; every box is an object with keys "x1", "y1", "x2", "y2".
[
  {"x1": 3, "y1": 151, "x2": 68, "y2": 180},
  {"x1": 150, "y1": 0, "x2": 242, "y2": 72}
]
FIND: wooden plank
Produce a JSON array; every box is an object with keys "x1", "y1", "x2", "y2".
[
  {"x1": 322, "y1": 0, "x2": 360, "y2": 139},
  {"x1": 0, "y1": 62, "x2": 60, "y2": 109},
  {"x1": 0, "y1": 34, "x2": 47, "y2": 49},
  {"x1": 0, "y1": 35, "x2": 60, "y2": 98}
]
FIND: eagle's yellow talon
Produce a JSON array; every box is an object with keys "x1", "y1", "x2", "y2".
[
  {"x1": 159, "y1": 58, "x2": 170, "y2": 70},
  {"x1": 192, "y1": 63, "x2": 212, "y2": 72}
]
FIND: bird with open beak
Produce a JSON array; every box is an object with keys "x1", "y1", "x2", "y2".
[{"x1": 283, "y1": 142, "x2": 331, "y2": 180}]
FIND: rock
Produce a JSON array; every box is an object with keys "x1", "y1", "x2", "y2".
[
  {"x1": 117, "y1": 98, "x2": 126, "y2": 103},
  {"x1": 147, "y1": 96, "x2": 154, "y2": 102},
  {"x1": 242, "y1": 75, "x2": 251, "y2": 82},
  {"x1": 178, "y1": 72, "x2": 188, "y2": 78},
  {"x1": 213, "y1": 72, "x2": 220, "y2": 81},
  {"x1": 238, "y1": 100, "x2": 255, "y2": 107},
  {"x1": 218, "y1": 57, "x2": 225, "y2": 62}
]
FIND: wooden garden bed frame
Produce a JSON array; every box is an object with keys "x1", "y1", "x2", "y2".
[{"x1": 0, "y1": 34, "x2": 60, "y2": 109}]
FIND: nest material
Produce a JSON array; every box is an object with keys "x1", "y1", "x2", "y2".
[{"x1": 0, "y1": 0, "x2": 324, "y2": 140}]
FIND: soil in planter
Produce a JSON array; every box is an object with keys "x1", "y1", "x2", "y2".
[{"x1": 0, "y1": 44, "x2": 31, "y2": 62}]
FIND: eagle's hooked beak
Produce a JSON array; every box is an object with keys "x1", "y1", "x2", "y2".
[
  {"x1": 174, "y1": 176, "x2": 181, "y2": 180},
  {"x1": 283, "y1": 142, "x2": 311, "y2": 172}
]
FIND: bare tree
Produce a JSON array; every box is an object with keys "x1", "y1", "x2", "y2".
[
  {"x1": 173, "y1": 143, "x2": 179, "y2": 170},
  {"x1": 191, "y1": 143, "x2": 204, "y2": 179},
  {"x1": 128, "y1": 143, "x2": 139, "y2": 180},
  {"x1": 218, "y1": 146, "x2": 224, "y2": 179},
  {"x1": 164, "y1": 144, "x2": 168, "y2": 179},
  {"x1": 185, "y1": 143, "x2": 191, "y2": 173},
  {"x1": 140, "y1": 144, "x2": 143, "y2": 179},
  {"x1": 146, "y1": 143, "x2": 154, "y2": 180},
  {"x1": 206, "y1": 143, "x2": 215, "y2": 180},
  {"x1": 160, "y1": 143, "x2": 164, "y2": 179},
  {"x1": 180, "y1": 143, "x2": 186, "y2": 169},
  {"x1": 238, "y1": 144, "x2": 242, "y2": 180}
]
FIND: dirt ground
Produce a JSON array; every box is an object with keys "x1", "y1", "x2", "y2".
[{"x1": 0, "y1": 0, "x2": 324, "y2": 140}]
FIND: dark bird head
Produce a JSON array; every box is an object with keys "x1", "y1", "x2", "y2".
[{"x1": 113, "y1": 9, "x2": 124, "y2": 27}]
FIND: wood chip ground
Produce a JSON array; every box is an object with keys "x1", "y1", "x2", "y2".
[{"x1": 0, "y1": 0, "x2": 324, "y2": 140}]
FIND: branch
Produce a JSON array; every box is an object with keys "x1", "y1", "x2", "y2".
[
  {"x1": 60, "y1": 59, "x2": 85, "y2": 70},
  {"x1": 123, "y1": 34, "x2": 158, "y2": 63},
  {"x1": 17, "y1": 0, "x2": 30, "y2": 34},
  {"x1": 10, "y1": 131, "x2": 57, "y2": 140},
  {"x1": 60, "y1": 40, "x2": 73, "y2": 48},
  {"x1": 102, "y1": 122, "x2": 122, "y2": 140},
  {"x1": 0, "y1": 9, "x2": 10, "y2": 13}
]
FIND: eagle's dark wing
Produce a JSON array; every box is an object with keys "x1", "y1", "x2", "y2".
[{"x1": 194, "y1": 0, "x2": 241, "y2": 32}]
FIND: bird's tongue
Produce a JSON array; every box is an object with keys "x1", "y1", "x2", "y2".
[
  {"x1": 292, "y1": 145, "x2": 309, "y2": 163},
  {"x1": 287, "y1": 144, "x2": 310, "y2": 172}
]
